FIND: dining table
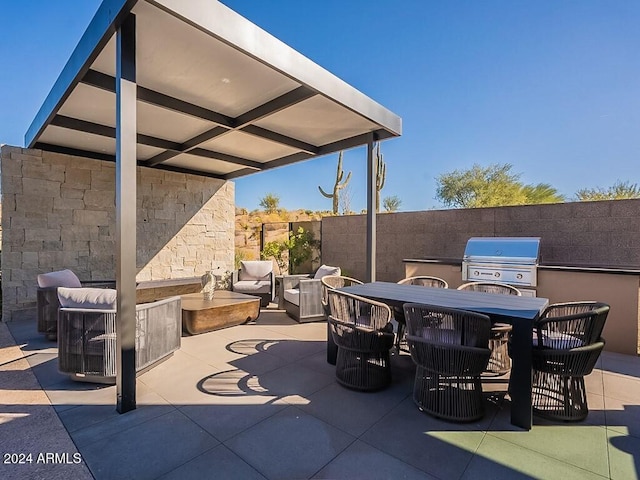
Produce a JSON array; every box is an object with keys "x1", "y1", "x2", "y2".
[{"x1": 338, "y1": 281, "x2": 549, "y2": 430}]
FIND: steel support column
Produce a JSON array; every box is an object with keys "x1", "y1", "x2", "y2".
[
  {"x1": 115, "y1": 13, "x2": 137, "y2": 414},
  {"x1": 365, "y1": 136, "x2": 376, "y2": 282}
]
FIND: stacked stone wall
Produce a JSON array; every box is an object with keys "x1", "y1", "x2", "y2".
[{"x1": 1, "y1": 145, "x2": 234, "y2": 320}]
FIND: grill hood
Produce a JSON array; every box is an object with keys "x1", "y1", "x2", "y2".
[{"x1": 463, "y1": 237, "x2": 541, "y2": 265}]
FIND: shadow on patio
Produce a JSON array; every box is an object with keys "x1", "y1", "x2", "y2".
[{"x1": 2, "y1": 310, "x2": 639, "y2": 479}]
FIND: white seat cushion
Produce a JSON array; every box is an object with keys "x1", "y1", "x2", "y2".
[
  {"x1": 37, "y1": 269, "x2": 82, "y2": 288},
  {"x1": 239, "y1": 261, "x2": 273, "y2": 281},
  {"x1": 421, "y1": 328, "x2": 461, "y2": 345},
  {"x1": 313, "y1": 265, "x2": 341, "y2": 280},
  {"x1": 284, "y1": 288, "x2": 300, "y2": 306},
  {"x1": 58, "y1": 287, "x2": 117, "y2": 310},
  {"x1": 536, "y1": 331, "x2": 584, "y2": 349},
  {"x1": 233, "y1": 280, "x2": 271, "y2": 294}
]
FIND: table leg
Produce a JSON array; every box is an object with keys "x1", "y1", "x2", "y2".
[
  {"x1": 510, "y1": 318, "x2": 533, "y2": 430},
  {"x1": 276, "y1": 277, "x2": 285, "y2": 309},
  {"x1": 326, "y1": 321, "x2": 337, "y2": 365}
]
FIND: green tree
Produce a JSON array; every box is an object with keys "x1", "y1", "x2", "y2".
[
  {"x1": 576, "y1": 180, "x2": 640, "y2": 201},
  {"x1": 260, "y1": 241, "x2": 288, "y2": 274},
  {"x1": 435, "y1": 163, "x2": 564, "y2": 208},
  {"x1": 259, "y1": 193, "x2": 280, "y2": 213},
  {"x1": 520, "y1": 184, "x2": 564, "y2": 205},
  {"x1": 288, "y1": 227, "x2": 320, "y2": 273},
  {"x1": 383, "y1": 195, "x2": 402, "y2": 212},
  {"x1": 260, "y1": 227, "x2": 319, "y2": 274}
]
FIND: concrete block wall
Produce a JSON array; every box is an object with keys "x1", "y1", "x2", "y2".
[
  {"x1": 321, "y1": 199, "x2": 640, "y2": 282},
  {"x1": 1, "y1": 146, "x2": 234, "y2": 321}
]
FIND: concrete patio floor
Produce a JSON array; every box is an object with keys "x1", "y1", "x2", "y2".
[{"x1": 1, "y1": 307, "x2": 639, "y2": 480}]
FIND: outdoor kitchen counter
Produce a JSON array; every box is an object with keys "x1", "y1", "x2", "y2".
[
  {"x1": 538, "y1": 264, "x2": 640, "y2": 275},
  {"x1": 403, "y1": 258, "x2": 462, "y2": 266},
  {"x1": 403, "y1": 258, "x2": 640, "y2": 356},
  {"x1": 403, "y1": 258, "x2": 640, "y2": 274}
]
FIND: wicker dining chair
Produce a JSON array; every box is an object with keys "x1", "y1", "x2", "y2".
[
  {"x1": 394, "y1": 276, "x2": 448, "y2": 351},
  {"x1": 321, "y1": 275, "x2": 364, "y2": 365},
  {"x1": 327, "y1": 290, "x2": 395, "y2": 391},
  {"x1": 457, "y1": 281, "x2": 521, "y2": 376},
  {"x1": 530, "y1": 301, "x2": 609, "y2": 421},
  {"x1": 404, "y1": 303, "x2": 491, "y2": 422}
]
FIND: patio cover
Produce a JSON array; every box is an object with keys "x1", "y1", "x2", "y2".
[{"x1": 25, "y1": 0, "x2": 402, "y2": 412}]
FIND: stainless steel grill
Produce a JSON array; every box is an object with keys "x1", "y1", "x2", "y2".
[{"x1": 462, "y1": 237, "x2": 541, "y2": 294}]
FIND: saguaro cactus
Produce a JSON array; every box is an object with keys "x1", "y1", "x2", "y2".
[
  {"x1": 318, "y1": 151, "x2": 352, "y2": 214},
  {"x1": 375, "y1": 143, "x2": 386, "y2": 212}
]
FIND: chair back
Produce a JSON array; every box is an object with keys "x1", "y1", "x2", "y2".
[
  {"x1": 397, "y1": 276, "x2": 448, "y2": 289},
  {"x1": 403, "y1": 303, "x2": 491, "y2": 348},
  {"x1": 457, "y1": 281, "x2": 521, "y2": 296},
  {"x1": 238, "y1": 260, "x2": 273, "y2": 281},
  {"x1": 321, "y1": 276, "x2": 363, "y2": 317},
  {"x1": 536, "y1": 301, "x2": 610, "y2": 348},
  {"x1": 327, "y1": 289, "x2": 391, "y2": 330}
]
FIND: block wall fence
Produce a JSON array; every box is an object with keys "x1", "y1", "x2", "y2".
[
  {"x1": 1, "y1": 145, "x2": 234, "y2": 321},
  {"x1": 321, "y1": 199, "x2": 640, "y2": 282}
]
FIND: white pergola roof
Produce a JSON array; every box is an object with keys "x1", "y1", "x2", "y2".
[
  {"x1": 25, "y1": 0, "x2": 400, "y2": 413},
  {"x1": 26, "y1": 0, "x2": 401, "y2": 178}
]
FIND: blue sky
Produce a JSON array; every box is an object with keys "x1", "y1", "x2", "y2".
[{"x1": 1, "y1": 1, "x2": 638, "y2": 212}]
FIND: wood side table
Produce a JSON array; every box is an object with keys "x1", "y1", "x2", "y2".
[{"x1": 181, "y1": 291, "x2": 260, "y2": 335}]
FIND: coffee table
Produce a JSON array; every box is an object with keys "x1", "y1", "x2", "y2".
[{"x1": 181, "y1": 291, "x2": 261, "y2": 335}]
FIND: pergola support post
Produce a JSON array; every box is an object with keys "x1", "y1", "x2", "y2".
[
  {"x1": 115, "y1": 13, "x2": 137, "y2": 414},
  {"x1": 366, "y1": 135, "x2": 376, "y2": 282}
]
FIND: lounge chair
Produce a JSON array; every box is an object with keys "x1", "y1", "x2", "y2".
[
  {"x1": 57, "y1": 287, "x2": 181, "y2": 383},
  {"x1": 36, "y1": 269, "x2": 114, "y2": 340},
  {"x1": 231, "y1": 260, "x2": 275, "y2": 307},
  {"x1": 282, "y1": 265, "x2": 340, "y2": 322}
]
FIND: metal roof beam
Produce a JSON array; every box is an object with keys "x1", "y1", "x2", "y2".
[
  {"x1": 241, "y1": 125, "x2": 318, "y2": 154},
  {"x1": 188, "y1": 148, "x2": 263, "y2": 170},
  {"x1": 234, "y1": 86, "x2": 316, "y2": 127},
  {"x1": 33, "y1": 142, "x2": 227, "y2": 180},
  {"x1": 224, "y1": 129, "x2": 390, "y2": 179},
  {"x1": 137, "y1": 85, "x2": 234, "y2": 126},
  {"x1": 51, "y1": 115, "x2": 182, "y2": 151},
  {"x1": 33, "y1": 142, "x2": 117, "y2": 163},
  {"x1": 81, "y1": 69, "x2": 235, "y2": 126}
]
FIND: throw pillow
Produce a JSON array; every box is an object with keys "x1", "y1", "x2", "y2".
[
  {"x1": 37, "y1": 269, "x2": 82, "y2": 288},
  {"x1": 314, "y1": 265, "x2": 341, "y2": 280}
]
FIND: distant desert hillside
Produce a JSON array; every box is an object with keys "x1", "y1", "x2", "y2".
[{"x1": 235, "y1": 208, "x2": 326, "y2": 263}]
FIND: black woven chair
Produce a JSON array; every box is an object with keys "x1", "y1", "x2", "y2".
[
  {"x1": 457, "y1": 281, "x2": 521, "y2": 376},
  {"x1": 327, "y1": 290, "x2": 395, "y2": 391},
  {"x1": 321, "y1": 275, "x2": 363, "y2": 365},
  {"x1": 394, "y1": 276, "x2": 448, "y2": 351},
  {"x1": 404, "y1": 303, "x2": 491, "y2": 422},
  {"x1": 530, "y1": 301, "x2": 609, "y2": 422}
]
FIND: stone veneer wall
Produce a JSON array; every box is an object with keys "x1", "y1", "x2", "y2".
[
  {"x1": 1, "y1": 145, "x2": 234, "y2": 321},
  {"x1": 321, "y1": 199, "x2": 640, "y2": 282}
]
